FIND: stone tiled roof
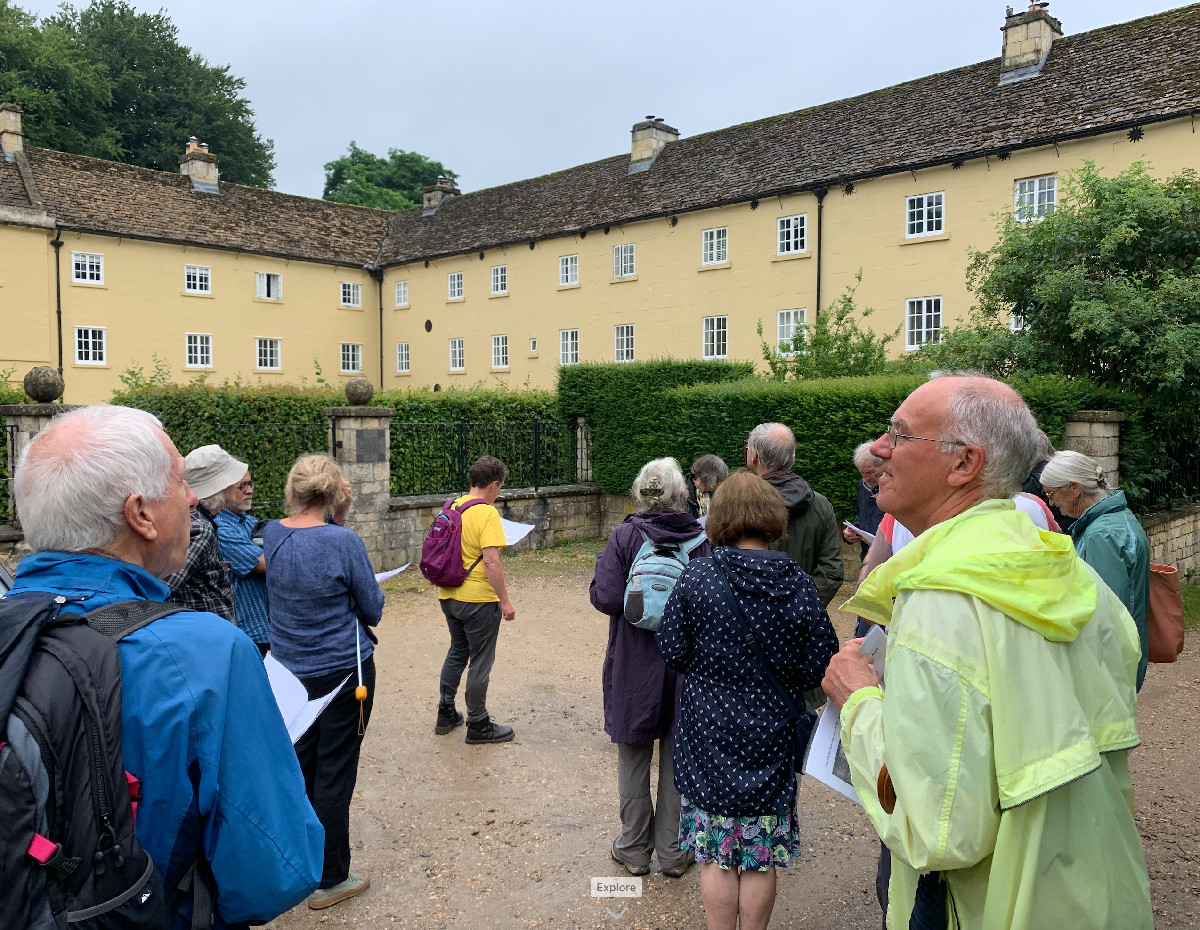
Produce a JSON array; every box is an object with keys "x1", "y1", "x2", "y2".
[
  {"x1": 1, "y1": 5, "x2": 1197, "y2": 269},
  {"x1": 1, "y1": 147, "x2": 391, "y2": 266},
  {"x1": 380, "y1": 3, "x2": 1200, "y2": 265}
]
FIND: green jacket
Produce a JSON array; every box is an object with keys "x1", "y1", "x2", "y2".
[
  {"x1": 1070, "y1": 490, "x2": 1151, "y2": 690},
  {"x1": 761, "y1": 469, "x2": 844, "y2": 605},
  {"x1": 842, "y1": 499, "x2": 1150, "y2": 930}
]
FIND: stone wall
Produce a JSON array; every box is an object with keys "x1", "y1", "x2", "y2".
[{"x1": 1143, "y1": 502, "x2": 1200, "y2": 579}]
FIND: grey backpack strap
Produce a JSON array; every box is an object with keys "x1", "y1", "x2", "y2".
[{"x1": 82, "y1": 600, "x2": 184, "y2": 640}]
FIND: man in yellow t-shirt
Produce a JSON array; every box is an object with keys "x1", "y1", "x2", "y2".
[{"x1": 436, "y1": 455, "x2": 517, "y2": 744}]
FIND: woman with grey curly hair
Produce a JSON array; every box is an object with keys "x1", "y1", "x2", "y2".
[
  {"x1": 1041, "y1": 450, "x2": 1151, "y2": 690},
  {"x1": 589, "y1": 457, "x2": 710, "y2": 879}
]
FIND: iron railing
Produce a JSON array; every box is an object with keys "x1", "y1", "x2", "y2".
[
  {"x1": 211, "y1": 418, "x2": 330, "y2": 520},
  {"x1": 0, "y1": 423, "x2": 16, "y2": 525},
  {"x1": 1137, "y1": 442, "x2": 1200, "y2": 514},
  {"x1": 390, "y1": 419, "x2": 587, "y2": 497}
]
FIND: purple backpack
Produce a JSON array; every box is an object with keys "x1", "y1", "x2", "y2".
[{"x1": 419, "y1": 497, "x2": 487, "y2": 587}]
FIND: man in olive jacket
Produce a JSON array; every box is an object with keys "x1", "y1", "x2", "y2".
[{"x1": 746, "y1": 422, "x2": 844, "y2": 605}]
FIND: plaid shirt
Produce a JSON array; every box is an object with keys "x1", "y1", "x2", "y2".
[
  {"x1": 164, "y1": 506, "x2": 236, "y2": 622},
  {"x1": 214, "y1": 509, "x2": 271, "y2": 644}
]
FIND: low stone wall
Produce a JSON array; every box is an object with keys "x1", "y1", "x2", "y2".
[
  {"x1": 0, "y1": 526, "x2": 30, "y2": 574},
  {"x1": 1143, "y1": 502, "x2": 1200, "y2": 579}
]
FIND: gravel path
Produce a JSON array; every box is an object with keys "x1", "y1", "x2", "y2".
[{"x1": 268, "y1": 541, "x2": 1199, "y2": 929}]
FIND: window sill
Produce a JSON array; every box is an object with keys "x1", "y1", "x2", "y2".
[
  {"x1": 338, "y1": 370, "x2": 364, "y2": 377},
  {"x1": 489, "y1": 292, "x2": 509, "y2": 299},
  {"x1": 611, "y1": 275, "x2": 638, "y2": 284},
  {"x1": 528, "y1": 352, "x2": 539, "y2": 359},
  {"x1": 70, "y1": 282, "x2": 107, "y2": 289},
  {"x1": 395, "y1": 371, "x2": 411, "y2": 377},
  {"x1": 446, "y1": 297, "x2": 465, "y2": 304},
  {"x1": 183, "y1": 366, "x2": 214, "y2": 372},
  {"x1": 255, "y1": 368, "x2": 284, "y2": 374},
  {"x1": 448, "y1": 369, "x2": 467, "y2": 375},
  {"x1": 698, "y1": 262, "x2": 731, "y2": 272},
  {"x1": 182, "y1": 291, "x2": 214, "y2": 299},
  {"x1": 557, "y1": 283, "x2": 580, "y2": 291},
  {"x1": 899, "y1": 232, "x2": 951, "y2": 246},
  {"x1": 395, "y1": 304, "x2": 410, "y2": 310},
  {"x1": 491, "y1": 367, "x2": 510, "y2": 373},
  {"x1": 772, "y1": 252, "x2": 811, "y2": 262},
  {"x1": 253, "y1": 297, "x2": 284, "y2": 305},
  {"x1": 702, "y1": 355, "x2": 729, "y2": 361},
  {"x1": 73, "y1": 362, "x2": 109, "y2": 368},
  {"x1": 339, "y1": 304, "x2": 365, "y2": 311}
]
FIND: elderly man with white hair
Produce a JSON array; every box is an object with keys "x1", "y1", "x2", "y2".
[
  {"x1": 8, "y1": 405, "x2": 323, "y2": 928},
  {"x1": 822, "y1": 377, "x2": 1151, "y2": 930}
]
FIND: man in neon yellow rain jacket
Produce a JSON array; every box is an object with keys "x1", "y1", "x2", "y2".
[{"x1": 823, "y1": 376, "x2": 1151, "y2": 930}]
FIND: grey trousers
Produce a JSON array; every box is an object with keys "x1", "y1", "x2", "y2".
[
  {"x1": 614, "y1": 739, "x2": 686, "y2": 870},
  {"x1": 438, "y1": 599, "x2": 502, "y2": 724}
]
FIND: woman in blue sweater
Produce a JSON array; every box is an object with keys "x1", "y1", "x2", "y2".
[
  {"x1": 657, "y1": 471, "x2": 838, "y2": 930},
  {"x1": 264, "y1": 454, "x2": 385, "y2": 910}
]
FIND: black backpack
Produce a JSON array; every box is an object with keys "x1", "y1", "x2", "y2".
[{"x1": 0, "y1": 593, "x2": 182, "y2": 930}]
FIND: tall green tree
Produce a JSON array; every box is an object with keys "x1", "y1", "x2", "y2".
[
  {"x1": 0, "y1": 0, "x2": 274, "y2": 187},
  {"x1": 323, "y1": 142, "x2": 458, "y2": 210}
]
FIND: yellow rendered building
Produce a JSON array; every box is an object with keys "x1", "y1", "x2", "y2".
[{"x1": 2, "y1": 5, "x2": 1199, "y2": 403}]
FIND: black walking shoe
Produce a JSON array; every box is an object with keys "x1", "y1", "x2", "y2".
[
  {"x1": 464, "y1": 718, "x2": 515, "y2": 744},
  {"x1": 434, "y1": 704, "x2": 464, "y2": 735}
]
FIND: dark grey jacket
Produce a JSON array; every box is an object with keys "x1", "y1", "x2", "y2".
[{"x1": 761, "y1": 470, "x2": 845, "y2": 605}]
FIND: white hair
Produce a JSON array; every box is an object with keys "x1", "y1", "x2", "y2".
[
  {"x1": 853, "y1": 441, "x2": 882, "y2": 470},
  {"x1": 747, "y1": 422, "x2": 796, "y2": 472},
  {"x1": 942, "y1": 381, "x2": 1039, "y2": 500},
  {"x1": 198, "y1": 490, "x2": 226, "y2": 513},
  {"x1": 1040, "y1": 450, "x2": 1112, "y2": 498},
  {"x1": 15, "y1": 406, "x2": 173, "y2": 553},
  {"x1": 631, "y1": 457, "x2": 688, "y2": 512}
]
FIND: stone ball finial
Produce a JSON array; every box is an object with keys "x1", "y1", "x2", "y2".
[
  {"x1": 344, "y1": 377, "x2": 375, "y2": 405},
  {"x1": 23, "y1": 366, "x2": 65, "y2": 403}
]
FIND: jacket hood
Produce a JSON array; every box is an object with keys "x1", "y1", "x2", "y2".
[
  {"x1": 761, "y1": 471, "x2": 814, "y2": 518},
  {"x1": 845, "y1": 499, "x2": 1098, "y2": 642},
  {"x1": 710, "y1": 546, "x2": 811, "y2": 601},
  {"x1": 627, "y1": 509, "x2": 706, "y2": 545},
  {"x1": 1069, "y1": 490, "x2": 1130, "y2": 541}
]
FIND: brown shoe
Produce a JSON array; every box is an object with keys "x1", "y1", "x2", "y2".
[{"x1": 307, "y1": 871, "x2": 370, "y2": 909}]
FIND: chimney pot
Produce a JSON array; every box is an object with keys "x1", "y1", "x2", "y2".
[
  {"x1": 0, "y1": 102, "x2": 24, "y2": 156},
  {"x1": 422, "y1": 176, "x2": 461, "y2": 215},
  {"x1": 180, "y1": 137, "x2": 219, "y2": 191},
  {"x1": 629, "y1": 116, "x2": 679, "y2": 175}
]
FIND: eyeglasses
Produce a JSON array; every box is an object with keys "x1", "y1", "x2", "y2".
[
  {"x1": 884, "y1": 424, "x2": 966, "y2": 450},
  {"x1": 237, "y1": 480, "x2": 254, "y2": 492}
]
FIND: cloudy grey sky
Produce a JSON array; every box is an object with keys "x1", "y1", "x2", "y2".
[{"x1": 18, "y1": 0, "x2": 1186, "y2": 199}]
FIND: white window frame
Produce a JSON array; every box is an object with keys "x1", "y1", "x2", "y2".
[
  {"x1": 71, "y1": 252, "x2": 104, "y2": 284},
  {"x1": 449, "y1": 337, "x2": 465, "y2": 371},
  {"x1": 560, "y1": 328, "x2": 579, "y2": 365},
  {"x1": 777, "y1": 308, "x2": 807, "y2": 354},
  {"x1": 340, "y1": 342, "x2": 363, "y2": 373},
  {"x1": 340, "y1": 281, "x2": 362, "y2": 308},
  {"x1": 396, "y1": 342, "x2": 410, "y2": 374},
  {"x1": 256, "y1": 337, "x2": 281, "y2": 370},
  {"x1": 905, "y1": 297, "x2": 943, "y2": 350},
  {"x1": 529, "y1": 338, "x2": 538, "y2": 354},
  {"x1": 614, "y1": 323, "x2": 635, "y2": 362},
  {"x1": 183, "y1": 264, "x2": 211, "y2": 294},
  {"x1": 448, "y1": 271, "x2": 463, "y2": 300},
  {"x1": 905, "y1": 192, "x2": 945, "y2": 238},
  {"x1": 1009, "y1": 309, "x2": 1028, "y2": 332},
  {"x1": 185, "y1": 333, "x2": 213, "y2": 369},
  {"x1": 1015, "y1": 175, "x2": 1057, "y2": 221},
  {"x1": 559, "y1": 254, "x2": 579, "y2": 286},
  {"x1": 701, "y1": 227, "x2": 728, "y2": 265},
  {"x1": 74, "y1": 326, "x2": 106, "y2": 364},
  {"x1": 777, "y1": 214, "x2": 807, "y2": 255},
  {"x1": 395, "y1": 280, "x2": 409, "y2": 307},
  {"x1": 613, "y1": 244, "x2": 636, "y2": 279},
  {"x1": 492, "y1": 334, "x2": 509, "y2": 369},
  {"x1": 256, "y1": 272, "x2": 282, "y2": 300},
  {"x1": 491, "y1": 265, "x2": 507, "y2": 295},
  {"x1": 702, "y1": 316, "x2": 728, "y2": 359}
]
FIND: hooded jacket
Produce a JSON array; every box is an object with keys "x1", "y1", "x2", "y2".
[
  {"x1": 590, "y1": 510, "x2": 710, "y2": 744},
  {"x1": 841, "y1": 499, "x2": 1150, "y2": 930},
  {"x1": 657, "y1": 547, "x2": 838, "y2": 816},
  {"x1": 760, "y1": 470, "x2": 844, "y2": 605},
  {"x1": 1069, "y1": 490, "x2": 1150, "y2": 690}
]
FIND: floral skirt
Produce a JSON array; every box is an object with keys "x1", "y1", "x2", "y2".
[{"x1": 678, "y1": 796, "x2": 802, "y2": 871}]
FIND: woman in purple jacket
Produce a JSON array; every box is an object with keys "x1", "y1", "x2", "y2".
[{"x1": 590, "y1": 457, "x2": 710, "y2": 878}]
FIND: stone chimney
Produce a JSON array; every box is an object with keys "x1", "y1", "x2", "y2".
[
  {"x1": 422, "y1": 176, "x2": 460, "y2": 216},
  {"x1": 179, "y1": 136, "x2": 220, "y2": 192},
  {"x1": 0, "y1": 103, "x2": 23, "y2": 157},
  {"x1": 1000, "y1": 3, "x2": 1063, "y2": 85},
  {"x1": 629, "y1": 116, "x2": 678, "y2": 175}
]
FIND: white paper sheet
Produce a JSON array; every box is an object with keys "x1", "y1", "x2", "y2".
[
  {"x1": 802, "y1": 706, "x2": 862, "y2": 805},
  {"x1": 374, "y1": 563, "x2": 409, "y2": 584},
  {"x1": 842, "y1": 521, "x2": 876, "y2": 543},
  {"x1": 500, "y1": 518, "x2": 535, "y2": 546},
  {"x1": 264, "y1": 655, "x2": 349, "y2": 744}
]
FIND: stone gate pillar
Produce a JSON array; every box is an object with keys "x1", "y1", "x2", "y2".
[
  {"x1": 325, "y1": 406, "x2": 394, "y2": 569},
  {"x1": 1061, "y1": 410, "x2": 1125, "y2": 490},
  {"x1": 2, "y1": 403, "x2": 79, "y2": 529}
]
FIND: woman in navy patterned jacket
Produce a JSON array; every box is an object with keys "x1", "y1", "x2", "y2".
[{"x1": 657, "y1": 470, "x2": 838, "y2": 930}]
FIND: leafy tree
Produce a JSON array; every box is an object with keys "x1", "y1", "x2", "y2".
[
  {"x1": 323, "y1": 142, "x2": 458, "y2": 210},
  {"x1": 0, "y1": 0, "x2": 274, "y2": 187},
  {"x1": 757, "y1": 271, "x2": 898, "y2": 380}
]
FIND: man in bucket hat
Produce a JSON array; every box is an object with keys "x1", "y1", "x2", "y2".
[
  {"x1": 213, "y1": 456, "x2": 272, "y2": 656},
  {"x1": 164, "y1": 444, "x2": 245, "y2": 622}
]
